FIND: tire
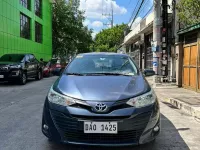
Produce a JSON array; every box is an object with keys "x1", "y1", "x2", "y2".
[
  {"x1": 36, "y1": 71, "x2": 42, "y2": 80},
  {"x1": 59, "y1": 69, "x2": 63, "y2": 76},
  {"x1": 19, "y1": 72, "x2": 27, "y2": 85},
  {"x1": 49, "y1": 71, "x2": 53, "y2": 77}
]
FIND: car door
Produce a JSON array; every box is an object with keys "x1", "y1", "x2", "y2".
[
  {"x1": 29, "y1": 54, "x2": 38, "y2": 76},
  {"x1": 24, "y1": 55, "x2": 32, "y2": 77}
]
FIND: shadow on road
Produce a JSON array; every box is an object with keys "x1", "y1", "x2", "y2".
[
  {"x1": 0, "y1": 76, "x2": 57, "y2": 88},
  {"x1": 45, "y1": 114, "x2": 190, "y2": 150},
  {"x1": 0, "y1": 79, "x2": 36, "y2": 87}
]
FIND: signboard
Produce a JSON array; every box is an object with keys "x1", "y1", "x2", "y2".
[
  {"x1": 151, "y1": 41, "x2": 158, "y2": 52},
  {"x1": 153, "y1": 62, "x2": 158, "y2": 67},
  {"x1": 152, "y1": 47, "x2": 157, "y2": 52}
]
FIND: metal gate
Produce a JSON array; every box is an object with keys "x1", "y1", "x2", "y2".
[
  {"x1": 146, "y1": 47, "x2": 153, "y2": 70},
  {"x1": 129, "y1": 50, "x2": 140, "y2": 68},
  {"x1": 183, "y1": 43, "x2": 199, "y2": 91}
]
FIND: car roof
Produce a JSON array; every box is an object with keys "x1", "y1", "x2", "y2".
[
  {"x1": 2, "y1": 53, "x2": 33, "y2": 56},
  {"x1": 78, "y1": 52, "x2": 129, "y2": 57}
]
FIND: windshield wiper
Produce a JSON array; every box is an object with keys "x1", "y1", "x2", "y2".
[
  {"x1": 103, "y1": 73, "x2": 132, "y2": 76},
  {"x1": 66, "y1": 73, "x2": 84, "y2": 76},
  {"x1": 85, "y1": 73, "x2": 133, "y2": 76}
]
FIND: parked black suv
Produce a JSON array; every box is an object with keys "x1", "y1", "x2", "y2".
[{"x1": 0, "y1": 54, "x2": 43, "y2": 85}]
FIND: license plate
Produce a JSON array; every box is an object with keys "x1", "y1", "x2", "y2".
[
  {"x1": 84, "y1": 122, "x2": 117, "y2": 134},
  {"x1": 0, "y1": 75, "x2": 4, "y2": 78}
]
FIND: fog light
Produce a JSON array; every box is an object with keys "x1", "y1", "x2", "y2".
[
  {"x1": 43, "y1": 124, "x2": 49, "y2": 130},
  {"x1": 153, "y1": 126, "x2": 159, "y2": 132},
  {"x1": 11, "y1": 71, "x2": 20, "y2": 76},
  {"x1": 15, "y1": 71, "x2": 20, "y2": 76}
]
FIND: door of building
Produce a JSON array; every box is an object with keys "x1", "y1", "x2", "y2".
[
  {"x1": 145, "y1": 33, "x2": 153, "y2": 70},
  {"x1": 198, "y1": 45, "x2": 200, "y2": 92},
  {"x1": 146, "y1": 47, "x2": 153, "y2": 70},
  {"x1": 183, "y1": 43, "x2": 198, "y2": 90}
]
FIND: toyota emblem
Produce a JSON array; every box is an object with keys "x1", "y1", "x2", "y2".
[{"x1": 95, "y1": 103, "x2": 108, "y2": 112}]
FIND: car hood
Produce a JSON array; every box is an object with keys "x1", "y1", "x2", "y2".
[
  {"x1": 53, "y1": 74, "x2": 150, "y2": 101},
  {"x1": 0, "y1": 61, "x2": 20, "y2": 66}
]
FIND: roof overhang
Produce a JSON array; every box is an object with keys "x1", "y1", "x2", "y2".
[{"x1": 178, "y1": 23, "x2": 200, "y2": 35}]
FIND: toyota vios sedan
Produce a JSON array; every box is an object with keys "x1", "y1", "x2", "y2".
[{"x1": 42, "y1": 53, "x2": 160, "y2": 146}]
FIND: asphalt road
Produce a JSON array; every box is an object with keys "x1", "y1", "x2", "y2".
[{"x1": 0, "y1": 77, "x2": 200, "y2": 150}]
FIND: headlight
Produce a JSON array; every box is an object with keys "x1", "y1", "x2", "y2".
[
  {"x1": 48, "y1": 87, "x2": 76, "y2": 106},
  {"x1": 126, "y1": 89, "x2": 156, "y2": 108},
  {"x1": 10, "y1": 65, "x2": 21, "y2": 69},
  {"x1": 1, "y1": 66, "x2": 9, "y2": 70}
]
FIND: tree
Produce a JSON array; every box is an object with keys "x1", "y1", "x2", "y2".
[
  {"x1": 52, "y1": 0, "x2": 93, "y2": 58},
  {"x1": 176, "y1": 0, "x2": 200, "y2": 27},
  {"x1": 94, "y1": 24, "x2": 127, "y2": 52}
]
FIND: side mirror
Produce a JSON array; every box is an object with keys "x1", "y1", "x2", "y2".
[{"x1": 143, "y1": 69, "x2": 155, "y2": 77}]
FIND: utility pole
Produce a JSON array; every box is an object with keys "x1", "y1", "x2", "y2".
[
  {"x1": 153, "y1": 0, "x2": 162, "y2": 83},
  {"x1": 111, "y1": 2, "x2": 114, "y2": 28},
  {"x1": 161, "y1": 0, "x2": 169, "y2": 79},
  {"x1": 102, "y1": 0, "x2": 114, "y2": 28}
]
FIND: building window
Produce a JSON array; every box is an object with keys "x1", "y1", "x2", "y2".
[
  {"x1": 35, "y1": 22, "x2": 42, "y2": 43},
  {"x1": 20, "y1": 13, "x2": 31, "y2": 40},
  {"x1": 35, "y1": 0, "x2": 42, "y2": 17},
  {"x1": 20, "y1": 0, "x2": 30, "y2": 10}
]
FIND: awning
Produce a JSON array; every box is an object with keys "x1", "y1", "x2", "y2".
[{"x1": 178, "y1": 23, "x2": 200, "y2": 35}]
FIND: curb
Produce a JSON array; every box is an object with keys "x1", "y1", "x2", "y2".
[{"x1": 160, "y1": 96, "x2": 200, "y2": 119}]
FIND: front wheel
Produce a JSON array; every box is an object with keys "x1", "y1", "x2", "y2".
[
  {"x1": 19, "y1": 72, "x2": 27, "y2": 85},
  {"x1": 36, "y1": 71, "x2": 42, "y2": 80}
]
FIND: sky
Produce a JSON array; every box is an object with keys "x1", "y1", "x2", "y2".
[{"x1": 79, "y1": 0, "x2": 153, "y2": 38}]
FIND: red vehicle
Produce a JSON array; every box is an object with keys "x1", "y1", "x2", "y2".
[
  {"x1": 43, "y1": 58, "x2": 67, "y2": 77},
  {"x1": 43, "y1": 61, "x2": 53, "y2": 77}
]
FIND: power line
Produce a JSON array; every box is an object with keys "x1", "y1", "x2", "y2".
[
  {"x1": 102, "y1": 0, "x2": 115, "y2": 28},
  {"x1": 137, "y1": 0, "x2": 152, "y2": 18},
  {"x1": 129, "y1": 0, "x2": 153, "y2": 27},
  {"x1": 129, "y1": 0, "x2": 141, "y2": 23},
  {"x1": 130, "y1": 5, "x2": 153, "y2": 29},
  {"x1": 129, "y1": 0, "x2": 145, "y2": 28},
  {"x1": 143, "y1": 5, "x2": 153, "y2": 18}
]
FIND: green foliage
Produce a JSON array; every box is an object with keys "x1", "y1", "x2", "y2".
[
  {"x1": 52, "y1": 0, "x2": 93, "y2": 58},
  {"x1": 94, "y1": 24, "x2": 127, "y2": 52},
  {"x1": 176, "y1": 0, "x2": 200, "y2": 26}
]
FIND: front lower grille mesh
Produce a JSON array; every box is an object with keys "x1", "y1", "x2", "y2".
[{"x1": 50, "y1": 110, "x2": 151, "y2": 144}]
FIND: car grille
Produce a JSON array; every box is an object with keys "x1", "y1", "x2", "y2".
[
  {"x1": 71, "y1": 115, "x2": 130, "y2": 121},
  {"x1": 72, "y1": 99, "x2": 131, "y2": 114},
  {"x1": 50, "y1": 110, "x2": 151, "y2": 144}
]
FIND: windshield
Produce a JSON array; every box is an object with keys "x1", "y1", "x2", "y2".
[
  {"x1": 0, "y1": 54, "x2": 25, "y2": 62},
  {"x1": 51, "y1": 59, "x2": 60, "y2": 65},
  {"x1": 66, "y1": 55, "x2": 138, "y2": 76}
]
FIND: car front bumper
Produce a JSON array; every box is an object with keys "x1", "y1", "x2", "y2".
[
  {"x1": 42, "y1": 97, "x2": 160, "y2": 146},
  {"x1": 0, "y1": 71, "x2": 21, "y2": 82},
  {"x1": 43, "y1": 70, "x2": 50, "y2": 77},
  {"x1": 52, "y1": 68, "x2": 61, "y2": 75}
]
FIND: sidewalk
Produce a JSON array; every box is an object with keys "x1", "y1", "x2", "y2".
[{"x1": 146, "y1": 77, "x2": 200, "y2": 119}]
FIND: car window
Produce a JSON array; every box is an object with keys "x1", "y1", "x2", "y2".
[
  {"x1": 46, "y1": 62, "x2": 51, "y2": 67},
  {"x1": 25, "y1": 55, "x2": 30, "y2": 62},
  {"x1": 66, "y1": 55, "x2": 138, "y2": 76},
  {"x1": 0, "y1": 54, "x2": 25, "y2": 62},
  {"x1": 29, "y1": 55, "x2": 36, "y2": 62},
  {"x1": 51, "y1": 59, "x2": 58, "y2": 65}
]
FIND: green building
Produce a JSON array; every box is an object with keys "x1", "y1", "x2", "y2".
[{"x1": 0, "y1": 0, "x2": 53, "y2": 61}]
